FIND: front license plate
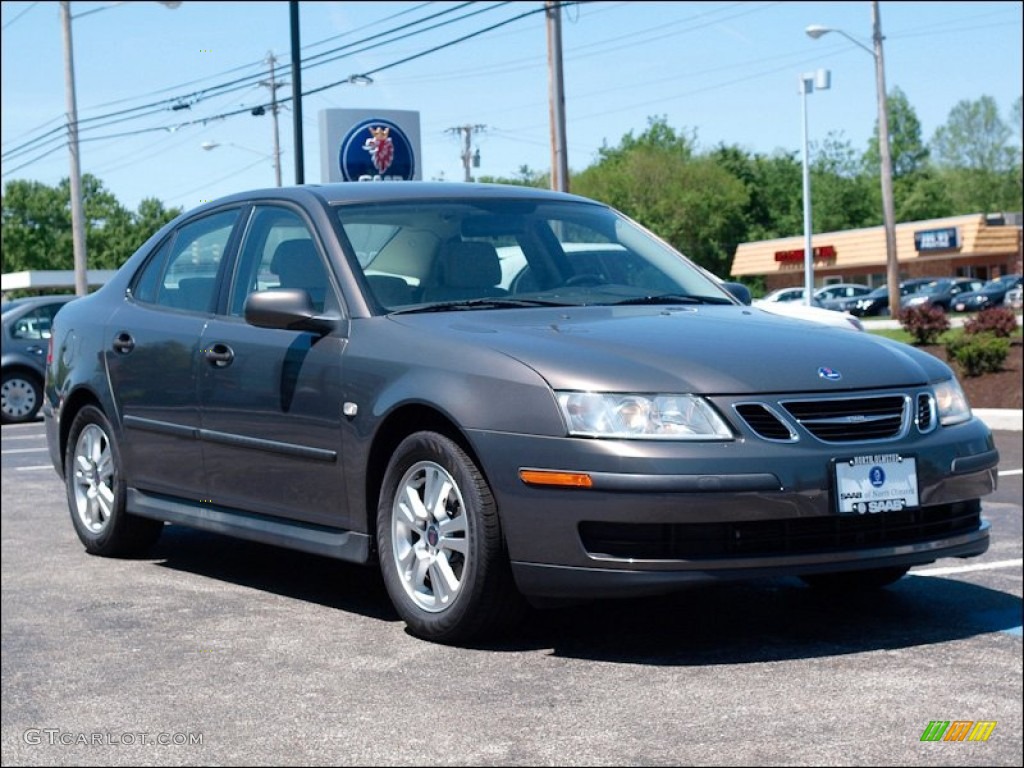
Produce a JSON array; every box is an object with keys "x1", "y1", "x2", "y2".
[{"x1": 834, "y1": 453, "x2": 919, "y2": 514}]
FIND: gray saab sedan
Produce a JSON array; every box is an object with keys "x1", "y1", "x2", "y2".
[{"x1": 43, "y1": 182, "x2": 999, "y2": 643}]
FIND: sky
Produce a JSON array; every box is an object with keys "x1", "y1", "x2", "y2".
[{"x1": 1, "y1": 1, "x2": 1022, "y2": 215}]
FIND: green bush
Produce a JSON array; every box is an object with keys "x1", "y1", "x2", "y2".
[
  {"x1": 900, "y1": 304, "x2": 950, "y2": 345},
  {"x1": 945, "y1": 332, "x2": 1011, "y2": 377},
  {"x1": 963, "y1": 306, "x2": 1019, "y2": 338}
]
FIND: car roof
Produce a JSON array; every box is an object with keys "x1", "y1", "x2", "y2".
[
  {"x1": 1, "y1": 294, "x2": 76, "y2": 316},
  {"x1": 203, "y1": 181, "x2": 598, "y2": 210}
]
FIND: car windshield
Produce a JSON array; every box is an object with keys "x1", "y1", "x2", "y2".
[
  {"x1": 913, "y1": 280, "x2": 949, "y2": 296},
  {"x1": 333, "y1": 199, "x2": 732, "y2": 311}
]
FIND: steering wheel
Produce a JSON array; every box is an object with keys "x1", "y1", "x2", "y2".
[{"x1": 564, "y1": 273, "x2": 606, "y2": 287}]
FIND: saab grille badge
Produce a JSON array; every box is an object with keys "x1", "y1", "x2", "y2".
[{"x1": 818, "y1": 367, "x2": 842, "y2": 381}]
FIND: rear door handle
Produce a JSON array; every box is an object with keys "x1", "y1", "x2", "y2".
[
  {"x1": 112, "y1": 332, "x2": 135, "y2": 354},
  {"x1": 203, "y1": 342, "x2": 234, "y2": 368}
]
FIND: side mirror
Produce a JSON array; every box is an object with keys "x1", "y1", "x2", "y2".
[
  {"x1": 721, "y1": 281, "x2": 752, "y2": 306},
  {"x1": 244, "y1": 289, "x2": 335, "y2": 335}
]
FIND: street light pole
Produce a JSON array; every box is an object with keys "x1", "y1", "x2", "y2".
[
  {"x1": 807, "y1": 1, "x2": 900, "y2": 317},
  {"x1": 800, "y1": 69, "x2": 830, "y2": 307},
  {"x1": 60, "y1": 0, "x2": 88, "y2": 297}
]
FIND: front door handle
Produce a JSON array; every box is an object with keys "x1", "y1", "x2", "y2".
[
  {"x1": 203, "y1": 342, "x2": 234, "y2": 368},
  {"x1": 112, "y1": 332, "x2": 135, "y2": 354}
]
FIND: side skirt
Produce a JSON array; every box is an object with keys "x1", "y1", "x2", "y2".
[{"x1": 127, "y1": 488, "x2": 371, "y2": 563}]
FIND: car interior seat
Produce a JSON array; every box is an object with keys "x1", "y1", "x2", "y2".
[
  {"x1": 270, "y1": 239, "x2": 329, "y2": 311},
  {"x1": 420, "y1": 240, "x2": 508, "y2": 303}
]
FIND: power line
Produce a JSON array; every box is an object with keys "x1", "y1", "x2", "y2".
[
  {"x1": 2, "y1": 2, "x2": 514, "y2": 162},
  {"x1": 1, "y1": 1, "x2": 38, "y2": 31},
  {"x1": 6, "y1": 3, "x2": 555, "y2": 169}
]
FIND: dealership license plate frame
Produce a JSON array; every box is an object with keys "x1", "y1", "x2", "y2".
[{"x1": 833, "y1": 453, "x2": 920, "y2": 514}]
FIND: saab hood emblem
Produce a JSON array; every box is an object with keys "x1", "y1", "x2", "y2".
[{"x1": 818, "y1": 367, "x2": 842, "y2": 381}]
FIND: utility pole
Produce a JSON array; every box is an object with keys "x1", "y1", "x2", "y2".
[
  {"x1": 60, "y1": 0, "x2": 87, "y2": 297},
  {"x1": 546, "y1": 0, "x2": 568, "y2": 192},
  {"x1": 872, "y1": 0, "x2": 900, "y2": 320},
  {"x1": 446, "y1": 124, "x2": 485, "y2": 182},
  {"x1": 259, "y1": 52, "x2": 284, "y2": 187}
]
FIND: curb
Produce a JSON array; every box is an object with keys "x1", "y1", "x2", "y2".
[{"x1": 973, "y1": 408, "x2": 1023, "y2": 432}]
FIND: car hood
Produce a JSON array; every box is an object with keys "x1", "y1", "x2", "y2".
[{"x1": 388, "y1": 305, "x2": 951, "y2": 394}]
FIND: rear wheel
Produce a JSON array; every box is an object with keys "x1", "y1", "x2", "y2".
[
  {"x1": 800, "y1": 565, "x2": 910, "y2": 592},
  {"x1": 1, "y1": 370, "x2": 42, "y2": 424},
  {"x1": 376, "y1": 431, "x2": 524, "y2": 644},
  {"x1": 65, "y1": 405, "x2": 163, "y2": 557}
]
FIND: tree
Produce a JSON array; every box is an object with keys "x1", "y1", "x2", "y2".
[
  {"x1": 709, "y1": 144, "x2": 803, "y2": 241},
  {"x1": 1, "y1": 175, "x2": 181, "y2": 275},
  {"x1": 0, "y1": 180, "x2": 71, "y2": 273},
  {"x1": 930, "y1": 96, "x2": 1021, "y2": 213},
  {"x1": 573, "y1": 117, "x2": 747, "y2": 276},
  {"x1": 864, "y1": 87, "x2": 929, "y2": 179},
  {"x1": 810, "y1": 132, "x2": 877, "y2": 232}
]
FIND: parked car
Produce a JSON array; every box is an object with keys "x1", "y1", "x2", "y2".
[
  {"x1": 846, "y1": 278, "x2": 935, "y2": 317},
  {"x1": 760, "y1": 286, "x2": 810, "y2": 304},
  {"x1": 43, "y1": 183, "x2": 998, "y2": 644},
  {"x1": 902, "y1": 277, "x2": 985, "y2": 312},
  {"x1": 760, "y1": 284, "x2": 870, "y2": 310},
  {"x1": 952, "y1": 275, "x2": 1022, "y2": 313},
  {"x1": 1, "y1": 294, "x2": 76, "y2": 424},
  {"x1": 815, "y1": 283, "x2": 873, "y2": 311},
  {"x1": 1005, "y1": 285, "x2": 1023, "y2": 310}
]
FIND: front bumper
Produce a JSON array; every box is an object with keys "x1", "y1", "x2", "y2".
[{"x1": 467, "y1": 416, "x2": 998, "y2": 599}]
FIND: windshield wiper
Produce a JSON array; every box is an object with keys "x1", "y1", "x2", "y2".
[
  {"x1": 612, "y1": 294, "x2": 733, "y2": 306},
  {"x1": 393, "y1": 298, "x2": 575, "y2": 314}
]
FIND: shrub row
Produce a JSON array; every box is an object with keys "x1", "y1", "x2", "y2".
[{"x1": 899, "y1": 305, "x2": 1018, "y2": 377}]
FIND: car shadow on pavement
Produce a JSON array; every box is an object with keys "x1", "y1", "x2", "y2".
[
  {"x1": 145, "y1": 522, "x2": 1020, "y2": 662},
  {"x1": 149, "y1": 524, "x2": 401, "y2": 624},
  {"x1": 501, "y1": 575, "x2": 1022, "y2": 664}
]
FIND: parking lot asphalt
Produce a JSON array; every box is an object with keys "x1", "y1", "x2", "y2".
[{"x1": 1, "y1": 421, "x2": 1021, "y2": 766}]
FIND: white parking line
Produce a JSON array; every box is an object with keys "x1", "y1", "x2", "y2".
[
  {"x1": 2, "y1": 447, "x2": 48, "y2": 454},
  {"x1": 14, "y1": 465, "x2": 54, "y2": 472},
  {"x1": 0, "y1": 434, "x2": 45, "y2": 441},
  {"x1": 1000, "y1": 469, "x2": 1022, "y2": 477},
  {"x1": 911, "y1": 558, "x2": 1023, "y2": 577}
]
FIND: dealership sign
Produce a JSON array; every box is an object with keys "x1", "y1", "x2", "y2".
[
  {"x1": 914, "y1": 227, "x2": 959, "y2": 252},
  {"x1": 319, "y1": 109, "x2": 422, "y2": 182}
]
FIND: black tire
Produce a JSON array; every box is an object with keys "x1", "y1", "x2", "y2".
[
  {"x1": 65, "y1": 405, "x2": 163, "y2": 557},
  {"x1": 1, "y1": 369, "x2": 43, "y2": 424},
  {"x1": 800, "y1": 565, "x2": 910, "y2": 592},
  {"x1": 376, "y1": 431, "x2": 525, "y2": 644}
]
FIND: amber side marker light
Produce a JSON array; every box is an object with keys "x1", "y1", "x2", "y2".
[{"x1": 519, "y1": 469, "x2": 593, "y2": 488}]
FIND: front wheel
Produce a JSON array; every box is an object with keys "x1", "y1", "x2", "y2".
[
  {"x1": 800, "y1": 565, "x2": 910, "y2": 592},
  {"x1": 376, "y1": 431, "x2": 524, "y2": 644},
  {"x1": 65, "y1": 405, "x2": 163, "y2": 557}
]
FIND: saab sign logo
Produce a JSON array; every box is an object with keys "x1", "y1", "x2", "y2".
[{"x1": 340, "y1": 119, "x2": 416, "y2": 181}]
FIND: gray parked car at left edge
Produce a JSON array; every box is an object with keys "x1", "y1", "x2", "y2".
[
  {"x1": 1, "y1": 294, "x2": 76, "y2": 424},
  {"x1": 43, "y1": 182, "x2": 999, "y2": 644}
]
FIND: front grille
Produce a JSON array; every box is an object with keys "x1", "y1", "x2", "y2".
[
  {"x1": 916, "y1": 393, "x2": 935, "y2": 432},
  {"x1": 734, "y1": 403, "x2": 795, "y2": 441},
  {"x1": 579, "y1": 500, "x2": 981, "y2": 561},
  {"x1": 780, "y1": 395, "x2": 907, "y2": 442}
]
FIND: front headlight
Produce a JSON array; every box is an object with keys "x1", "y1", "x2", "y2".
[
  {"x1": 555, "y1": 391, "x2": 733, "y2": 439},
  {"x1": 933, "y1": 379, "x2": 972, "y2": 426}
]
